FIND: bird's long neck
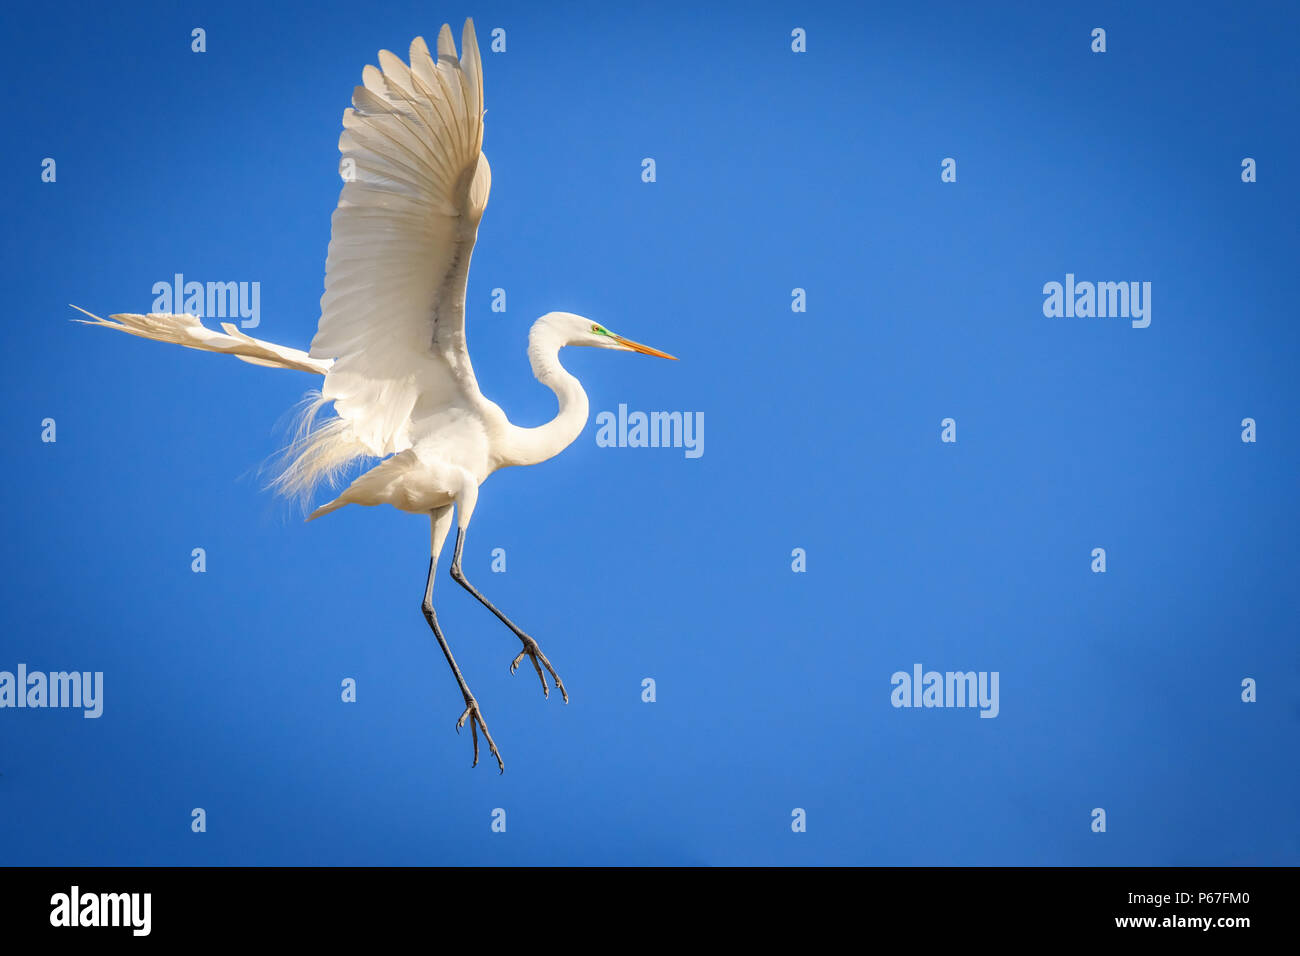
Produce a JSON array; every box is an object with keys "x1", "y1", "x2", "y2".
[{"x1": 499, "y1": 323, "x2": 589, "y2": 468}]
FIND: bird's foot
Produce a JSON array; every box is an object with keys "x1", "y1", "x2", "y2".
[
  {"x1": 510, "y1": 635, "x2": 568, "y2": 703},
  {"x1": 456, "y1": 696, "x2": 504, "y2": 773}
]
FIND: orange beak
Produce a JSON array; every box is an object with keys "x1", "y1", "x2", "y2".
[{"x1": 613, "y1": 335, "x2": 678, "y2": 360}]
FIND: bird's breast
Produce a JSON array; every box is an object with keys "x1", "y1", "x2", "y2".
[{"x1": 408, "y1": 408, "x2": 494, "y2": 484}]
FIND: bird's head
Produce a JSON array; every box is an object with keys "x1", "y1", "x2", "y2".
[{"x1": 540, "y1": 311, "x2": 677, "y2": 360}]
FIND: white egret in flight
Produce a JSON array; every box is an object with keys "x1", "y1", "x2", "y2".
[{"x1": 73, "y1": 19, "x2": 676, "y2": 772}]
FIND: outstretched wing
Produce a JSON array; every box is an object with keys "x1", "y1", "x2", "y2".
[{"x1": 310, "y1": 20, "x2": 490, "y2": 457}]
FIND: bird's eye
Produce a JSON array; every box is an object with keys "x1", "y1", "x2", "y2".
[{"x1": 591, "y1": 324, "x2": 607, "y2": 335}]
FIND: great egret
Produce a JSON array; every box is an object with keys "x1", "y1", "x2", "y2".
[{"x1": 73, "y1": 19, "x2": 677, "y2": 772}]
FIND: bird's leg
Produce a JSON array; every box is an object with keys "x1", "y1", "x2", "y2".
[
  {"x1": 449, "y1": 527, "x2": 569, "y2": 703},
  {"x1": 423, "y1": 509, "x2": 503, "y2": 772}
]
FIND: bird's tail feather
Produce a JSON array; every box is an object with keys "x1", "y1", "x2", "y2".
[
  {"x1": 70, "y1": 305, "x2": 332, "y2": 375},
  {"x1": 306, "y1": 498, "x2": 349, "y2": 522},
  {"x1": 269, "y1": 391, "x2": 375, "y2": 512}
]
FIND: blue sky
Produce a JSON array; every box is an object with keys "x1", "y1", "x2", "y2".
[{"x1": 1, "y1": 0, "x2": 1296, "y2": 865}]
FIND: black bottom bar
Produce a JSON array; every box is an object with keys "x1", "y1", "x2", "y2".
[{"x1": 0, "y1": 866, "x2": 1284, "y2": 941}]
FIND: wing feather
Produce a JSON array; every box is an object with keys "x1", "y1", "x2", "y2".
[{"x1": 310, "y1": 19, "x2": 490, "y2": 458}]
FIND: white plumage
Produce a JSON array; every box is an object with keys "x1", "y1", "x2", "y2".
[
  {"x1": 75, "y1": 19, "x2": 676, "y2": 772},
  {"x1": 315, "y1": 24, "x2": 490, "y2": 460}
]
